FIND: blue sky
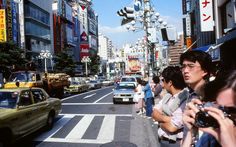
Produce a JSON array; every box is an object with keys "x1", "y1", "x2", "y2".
[{"x1": 92, "y1": 0, "x2": 183, "y2": 48}]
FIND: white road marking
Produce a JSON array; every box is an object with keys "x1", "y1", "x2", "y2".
[
  {"x1": 65, "y1": 115, "x2": 94, "y2": 139},
  {"x1": 34, "y1": 115, "x2": 73, "y2": 141},
  {"x1": 93, "y1": 92, "x2": 113, "y2": 103},
  {"x1": 83, "y1": 93, "x2": 96, "y2": 99},
  {"x1": 59, "y1": 114, "x2": 132, "y2": 117},
  {"x1": 35, "y1": 114, "x2": 133, "y2": 144},
  {"x1": 62, "y1": 103, "x2": 113, "y2": 105},
  {"x1": 61, "y1": 86, "x2": 113, "y2": 102},
  {"x1": 41, "y1": 137, "x2": 112, "y2": 144},
  {"x1": 97, "y1": 115, "x2": 115, "y2": 140}
]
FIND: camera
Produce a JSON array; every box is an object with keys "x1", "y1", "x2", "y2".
[{"x1": 195, "y1": 102, "x2": 236, "y2": 128}]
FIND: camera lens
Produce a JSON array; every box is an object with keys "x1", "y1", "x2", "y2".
[{"x1": 195, "y1": 111, "x2": 219, "y2": 128}]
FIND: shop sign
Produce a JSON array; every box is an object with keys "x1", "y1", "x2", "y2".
[
  {"x1": 0, "y1": 9, "x2": 7, "y2": 42},
  {"x1": 199, "y1": 0, "x2": 214, "y2": 32}
]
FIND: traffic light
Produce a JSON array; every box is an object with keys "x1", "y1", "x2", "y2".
[
  {"x1": 123, "y1": 7, "x2": 135, "y2": 19},
  {"x1": 117, "y1": 7, "x2": 135, "y2": 25}
]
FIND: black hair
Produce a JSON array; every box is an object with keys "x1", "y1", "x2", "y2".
[
  {"x1": 179, "y1": 50, "x2": 213, "y2": 80},
  {"x1": 136, "y1": 77, "x2": 142, "y2": 85},
  {"x1": 204, "y1": 70, "x2": 236, "y2": 102},
  {"x1": 152, "y1": 76, "x2": 160, "y2": 84},
  {"x1": 161, "y1": 66, "x2": 186, "y2": 90}
]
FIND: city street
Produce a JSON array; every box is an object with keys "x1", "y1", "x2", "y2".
[{"x1": 12, "y1": 86, "x2": 160, "y2": 147}]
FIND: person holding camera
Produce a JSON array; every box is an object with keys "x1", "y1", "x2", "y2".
[
  {"x1": 182, "y1": 70, "x2": 236, "y2": 147},
  {"x1": 152, "y1": 66, "x2": 188, "y2": 147}
]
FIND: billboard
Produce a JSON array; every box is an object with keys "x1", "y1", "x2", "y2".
[
  {"x1": 80, "y1": 44, "x2": 89, "y2": 58},
  {"x1": 128, "y1": 57, "x2": 141, "y2": 72},
  {"x1": 0, "y1": 9, "x2": 7, "y2": 42}
]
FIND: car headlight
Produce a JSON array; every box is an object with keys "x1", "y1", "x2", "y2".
[{"x1": 113, "y1": 94, "x2": 119, "y2": 97}]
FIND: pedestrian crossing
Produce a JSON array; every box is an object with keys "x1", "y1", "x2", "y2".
[{"x1": 34, "y1": 114, "x2": 132, "y2": 144}]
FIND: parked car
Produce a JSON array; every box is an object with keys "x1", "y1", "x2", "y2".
[
  {"x1": 0, "y1": 87, "x2": 61, "y2": 146},
  {"x1": 113, "y1": 82, "x2": 136, "y2": 104},
  {"x1": 88, "y1": 80, "x2": 102, "y2": 89},
  {"x1": 65, "y1": 80, "x2": 89, "y2": 93},
  {"x1": 102, "y1": 79, "x2": 114, "y2": 86}
]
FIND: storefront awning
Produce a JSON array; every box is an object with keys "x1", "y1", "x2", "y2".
[
  {"x1": 206, "y1": 43, "x2": 223, "y2": 62},
  {"x1": 193, "y1": 45, "x2": 211, "y2": 52}
]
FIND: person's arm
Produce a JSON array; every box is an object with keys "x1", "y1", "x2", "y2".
[
  {"x1": 152, "y1": 109, "x2": 170, "y2": 123},
  {"x1": 160, "y1": 121, "x2": 179, "y2": 133},
  {"x1": 181, "y1": 131, "x2": 193, "y2": 147},
  {"x1": 160, "y1": 106, "x2": 184, "y2": 133},
  {"x1": 182, "y1": 99, "x2": 202, "y2": 146}
]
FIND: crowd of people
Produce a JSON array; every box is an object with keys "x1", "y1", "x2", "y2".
[{"x1": 133, "y1": 50, "x2": 236, "y2": 147}]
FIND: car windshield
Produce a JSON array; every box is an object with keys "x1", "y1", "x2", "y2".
[
  {"x1": 90, "y1": 80, "x2": 97, "y2": 83},
  {"x1": 70, "y1": 81, "x2": 80, "y2": 85},
  {"x1": 0, "y1": 92, "x2": 18, "y2": 109},
  {"x1": 121, "y1": 77, "x2": 135, "y2": 82},
  {"x1": 116, "y1": 84, "x2": 135, "y2": 90},
  {"x1": 8, "y1": 72, "x2": 35, "y2": 82}
]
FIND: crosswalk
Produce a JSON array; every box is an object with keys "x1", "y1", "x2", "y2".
[{"x1": 34, "y1": 114, "x2": 133, "y2": 144}]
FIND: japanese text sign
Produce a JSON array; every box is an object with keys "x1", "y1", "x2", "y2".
[
  {"x1": 199, "y1": 0, "x2": 214, "y2": 32},
  {"x1": 0, "y1": 9, "x2": 6, "y2": 42}
]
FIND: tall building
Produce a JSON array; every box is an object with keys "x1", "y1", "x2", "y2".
[
  {"x1": 168, "y1": 35, "x2": 184, "y2": 65},
  {"x1": 98, "y1": 33, "x2": 109, "y2": 61}
]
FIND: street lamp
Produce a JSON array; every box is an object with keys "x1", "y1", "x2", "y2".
[
  {"x1": 81, "y1": 56, "x2": 91, "y2": 77},
  {"x1": 39, "y1": 50, "x2": 52, "y2": 73}
]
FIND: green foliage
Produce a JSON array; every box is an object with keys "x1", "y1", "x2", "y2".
[
  {"x1": 88, "y1": 54, "x2": 100, "y2": 75},
  {"x1": 0, "y1": 42, "x2": 28, "y2": 77},
  {"x1": 53, "y1": 47, "x2": 78, "y2": 76}
]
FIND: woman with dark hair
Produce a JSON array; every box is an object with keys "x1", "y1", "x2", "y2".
[
  {"x1": 182, "y1": 70, "x2": 236, "y2": 147},
  {"x1": 141, "y1": 79, "x2": 154, "y2": 118}
]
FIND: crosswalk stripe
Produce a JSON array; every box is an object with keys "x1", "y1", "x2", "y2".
[
  {"x1": 65, "y1": 115, "x2": 95, "y2": 139},
  {"x1": 97, "y1": 115, "x2": 115, "y2": 140},
  {"x1": 35, "y1": 115, "x2": 73, "y2": 141},
  {"x1": 35, "y1": 114, "x2": 132, "y2": 144}
]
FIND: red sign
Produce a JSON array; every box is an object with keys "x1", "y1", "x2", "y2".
[
  {"x1": 155, "y1": 51, "x2": 159, "y2": 60},
  {"x1": 80, "y1": 44, "x2": 89, "y2": 59}
]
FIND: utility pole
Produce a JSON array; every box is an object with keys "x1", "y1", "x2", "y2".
[{"x1": 143, "y1": 0, "x2": 152, "y2": 77}]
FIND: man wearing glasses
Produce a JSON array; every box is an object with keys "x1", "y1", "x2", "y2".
[
  {"x1": 179, "y1": 50, "x2": 214, "y2": 145},
  {"x1": 179, "y1": 50, "x2": 213, "y2": 102}
]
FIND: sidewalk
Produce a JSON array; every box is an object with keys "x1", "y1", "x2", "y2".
[{"x1": 130, "y1": 106, "x2": 160, "y2": 147}]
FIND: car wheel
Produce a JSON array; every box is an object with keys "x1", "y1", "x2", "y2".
[
  {"x1": 0, "y1": 128, "x2": 12, "y2": 147},
  {"x1": 113, "y1": 99, "x2": 117, "y2": 104},
  {"x1": 45, "y1": 112, "x2": 55, "y2": 130}
]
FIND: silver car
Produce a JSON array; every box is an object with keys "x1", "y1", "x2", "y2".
[{"x1": 113, "y1": 82, "x2": 136, "y2": 104}]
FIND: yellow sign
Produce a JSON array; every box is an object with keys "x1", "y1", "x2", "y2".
[{"x1": 0, "y1": 9, "x2": 6, "y2": 42}]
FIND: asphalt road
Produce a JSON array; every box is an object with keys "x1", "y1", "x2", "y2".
[{"x1": 13, "y1": 86, "x2": 160, "y2": 147}]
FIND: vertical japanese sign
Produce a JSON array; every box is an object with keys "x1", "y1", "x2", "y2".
[
  {"x1": 0, "y1": 9, "x2": 7, "y2": 42},
  {"x1": 199, "y1": 0, "x2": 214, "y2": 32},
  {"x1": 6, "y1": 0, "x2": 12, "y2": 41},
  {"x1": 79, "y1": 3, "x2": 88, "y2": 43}
]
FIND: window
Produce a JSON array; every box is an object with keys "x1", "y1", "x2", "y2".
[
  {"x1": 31, "y1": 90, "x2": 46, "y2": 103},
  {"x1": 19, "y1": 91, "x2": 32, "y2": 106}
]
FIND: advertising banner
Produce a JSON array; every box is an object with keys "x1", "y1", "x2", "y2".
[
  {"x1": 6, "y1": 0, "x2": 12, "y2": 41},
  {"x1": 199, "y1": 0, "x2": 214, "y2": 32},
  {"x1": 80, "y1": 44, "x2": 89, "y2": 58},
  {"x1": 79, "y1": 3, "x2": 88, "y2": 43},
  {"x1": 128, "y1": 57, "x2": 141, "y2": 72},
  {"x1": 0, "y1": 9, "x2": 7, "y2": 42},
  {"x1": 12, "y1": 1, "x2": 17, "y2": 43}
]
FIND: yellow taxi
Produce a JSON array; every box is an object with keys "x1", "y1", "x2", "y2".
[{"x1": 0, "y1": 87, "x2": 61, "y2": 146}]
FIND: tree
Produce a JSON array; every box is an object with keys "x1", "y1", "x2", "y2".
[
  {"x1": 0, "y1": 42, "x2": 28, "y2": 78},
  {"x1": 88, "y1": 54, "x2": 100, "y2": 75},
  {"x1": 53, "y1": 47, "x2": 78, "y2": 76}
]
